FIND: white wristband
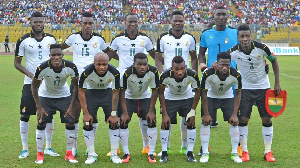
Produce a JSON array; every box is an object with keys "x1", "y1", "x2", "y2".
[
  {"x1": 111, "y1": 111, "x2": 117, "y2": 116},
  {"x1": 186, "y1": 109, "x2": 196, "y2": 121}
]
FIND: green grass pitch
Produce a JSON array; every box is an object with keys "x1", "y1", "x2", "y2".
[{"x1": 0, "y1": 54, "x2": 299, "y2": 167}]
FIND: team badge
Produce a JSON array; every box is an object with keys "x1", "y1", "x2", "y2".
[
  {"x1": 257, "y1": 54, "x2": 262, "y2": 60},
  {"x1": 148, "y1": 78, "x2": 151, "y2": 82},
  {"x1": 47, "y1": 43, "x2": 50, "y2": 49},
  {"x1": 22, "y1": 107, "x2": 26, "y2": 113},
  {"x1": 265, "y1": 89, "x2": 287, "y2": 118},
  {"x1": 93, "y1": 43, "x2": 97, "y2": 48},
  {"x1": 141, "y1": 41, "x2": 144, "y2": 47},
  {"x1": 225, "y1": 38, "x2": 228, "y2": 44},
  {"x1": 65, "y1": 74, "x2": 69, "y2": 78},
  {"x1": 107, "y1": 79, "x2": 112, "y2": 83},
  {"x1": 185, "y1": 41, "x2": 189, "y2": 47}
]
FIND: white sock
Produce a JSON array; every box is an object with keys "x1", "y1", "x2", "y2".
[
  {"x1": 36, "y1": 129, "x2": 45, "y2": 152},
  {"x1": 83, "y1": 130, "x2": 95, "y2": 154},
  {"x1": 109, "y1": 129, "x2": 119, "y2": 155},
  {"x1": 187, "y1": 128, "x2": 196, "y2": 152},
  {"x1": 120, "y1": 128, "x2": 130, "y2": 154},
  {"x1": 167, "y1": 125, "x2": 172, "y2": 148},
  {"x1": 139, "y1": 118, "x2": 149, "y2": 148},
  {"x1": 147, "y1": 127, "x2": 157, "y2": 155},
  {"x1": 180, "y1": 117, "x2": 187, "y2": 148},
  {"x1": 200, "y1": 124, "x2": 210, "y2": 154},
  {"x1": 20, "y1": 120, "x2": 29, "y2": 150},
  {"x1": 73, "y1": 123, "x2": 79, "y2": 150},
  {"x1": 239, "y1": 126, "x2": 248, "y2": 152},
  {"x1": 66, "y1": 129, "x2": 75, "y2": 151},
  {"x1": 45, "y1": 119, "x2": 54, "y2": 149},
  {"x1": 160, "y1": 129, "x2": 169, "y2": 152},
  {"x1": 93, "y1": 123, "x2": 98, "y2": 136},
  {"x1": 262, "y1": 126, "x2": 273, "y2": 153},
  {"x1": 229, "y1": 124, "x2": 239, "y2": 154}
]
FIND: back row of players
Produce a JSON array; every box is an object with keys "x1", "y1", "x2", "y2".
[{"x1": 15, "y1": 8, "x2": 280, "y2": 165}]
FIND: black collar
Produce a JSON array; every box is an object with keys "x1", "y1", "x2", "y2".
[
  {"x1": 80, "y1": 31, "x2": 94, "y2": 41},
  {"x1": 30, "y1": 31, "x2": 46, "y2": 42},
  {"x1": 169, "y1": 29, "x2": 185, "y2": 39},
  {"x1": 49, "y1": 59, "x2": 65, "y2": 73},
  {"x1": 131, "y1": 66, "x2": 149, "y2": 78},
  {"x1": 238, "y1": 41, "x2": 255, "y2": 55},
  {"x1": 170, "y1": 69, "x2": 187, "y2": 82},
  {"x1": 125, "y1": 29, "x2": 139, "y2": 40}
]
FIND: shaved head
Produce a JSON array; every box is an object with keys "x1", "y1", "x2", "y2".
[
  {"x1": 94, "y1": 52, "x2": 109, "y2": 75},
  {"x1": 94, "y1": 52, "x2": 109, "y2": 62}
]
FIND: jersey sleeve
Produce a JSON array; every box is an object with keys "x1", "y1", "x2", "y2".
[
  {"x1": 34, "y1": 66, "x2": 45, "y2": 80},
  {"x1": 68, "y1": 63, "x2": 79, "y2": 79},
  {"x1": 78, "y1": 71, "x2": 88, "y2": 89},
  {"x1": 199, "y1": 33, "x2": 207, "y2": 48},
  {"x1": 263, "y1": 45, "x2": 275, "y2": 62},
  {"x1": 98, "y1": 36, "x2": 109, "y2": 52},
  {"x1": 64, "y1": 34, "x2": 74, "y2": 47},
  {"x1": 112, "y1": 72, "x2": 120, "y2": 90},
  {"x1": 150, "y1": 69, "x2": 159, "y2": 89},
  {"x1": 110, "y1": 38, "x2": 118, "y2": 51},
  {"x1": 235, "y1": 73, "x2": 242, "y2": 90},
  {"x1": 156, "y1": 36, "x2": 163, "y2": 53},
  {"x1": 200, "y1": 71, "x2": 210, "y2": 90},
  {"x1": 15, "y1": 38, "x2": 25, "y2": 57},
  {"x1": 189, "y1": 35, "x2": 196, "y2": 52},
  {"x1": 121, "y1": 71, "x2": 129, "y2": 89},
  {"x1": 145, "y1": 37, "x2": 154, "y2": 52}
]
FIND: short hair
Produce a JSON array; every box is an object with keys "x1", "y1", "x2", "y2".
[
  {"x1": 238, "y1": 24, "x2": 251, "y2": 34},
  {"x1": 125, "y1": 13, "x2": 138, "y2": 21},
  {"x1": 50, "y1": 44, "x2": 62, "y2": 51},
  {"x1": 31, "y1": 11, "x2": 43, "y2": 18},
  {"x1": 134, "y1": 53, "x2": 147, "y2": 62},
  {"x1": 217, "y1": 52, "x2": 231, "y2": 61},
  {"x1": 171, "y1": 11, "x2": 184, "y2": 18},
  {"x1": 82, "y1": 12, "x2": 93, "y2": 18},
  {"x1": 172, "y1": 56, "x2": 185, "y2": 65}
]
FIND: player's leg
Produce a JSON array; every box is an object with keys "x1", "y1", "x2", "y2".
[
  {"x1": 180, "y1": 117, "x2": 187, "y2": 154},
  {"x1": 138, "y1": 99, "x2": 150, "y2": 154},
  {"x1": 44, "y1": 115, "x2": 59, "y2": 156},
  {"x1": 70, "y1": 83, "x2": 81, "y2": 157}
]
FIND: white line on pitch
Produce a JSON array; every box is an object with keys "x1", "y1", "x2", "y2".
[{"x1": 279, "y1": 73, "x2": 300, "y2": 79}]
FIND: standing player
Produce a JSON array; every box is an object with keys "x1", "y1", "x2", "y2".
[
  {"x1": 228, "y1": 24, "x2": 281, "y2": 162},
  {"x1": 78, "y1": 53, "x2": 121, "y2": 164},
  {"x1": 31, "y1": 44, "x2": 79, "y2": 164},
  {"x1": 199, "y1": 6, "x2": 238, "y2": 128},
  {"x1": 108, "y1": 12, "x2": 156, "y2": 159},
  {"x1": 14, "y1": 11, "x2": 58, "y2": 159},
  {"x1": 118, "y1": 53, "x2": 159, "y2": 163},
  {"x1": 199, "y1": 52, "x2": 242, "y2": 163},
  {"x1": 159, "y1": 56, "x2": 200, "y2": 163},
  {"x1": 61, "y1": 12, "x2": 114, "y2": 156},
  {"x1": 155, "y1": 10, "x2": 198, "y2": 156}
]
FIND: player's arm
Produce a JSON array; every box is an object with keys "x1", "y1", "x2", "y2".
[
  {"x1": 190, "y1": 50, "x2": 198, "y2": 73},
  {"x1": 119, "y1": 89, "x2": 130, "y2": 127},
  {"x1": 159, "y1": 84, "x2": 170, "y2": 129},
  {"x1": 106, "y1": 49, "x2": 119, "y2": 61},
  {"x1": 201, "y1": 89, "x2": 212, "y2": 126},
  {"x1": 148, "y1": 50, "x2": 156, "y2": 61},
  {"x1": 107, "y1": 88, "x2": 120, "y2": 129},
  {"x1": 198, "y1": 47, "x2": 208, "y2": 72},
  {"x1": 155, "y1": 52, "x2": 164, "y2": 74},
  {"x1": 271, "y1": 57, "x2": 281, "y2": 95},
  {"x1": 14, "y1": 57, "x2": 34, "y2": 78},
  {"x1": 61, "y1": 42, "x2": 69, "y2": 50},
  {"x1": 65, "y1": 77, "x2": 78, "y2": 119},
  {"x1": 31, "y1": 78, "x2": 47, "y2": 123}
]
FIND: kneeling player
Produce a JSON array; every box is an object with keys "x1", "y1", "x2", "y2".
[
  {"x1": 117, "y1": 53, "x2": 159, "y2": 163},
  {"x1": 199, "y1": 52, "x2": 242, "y2": 163},
  {"x1": 159, "y1": 56, "x2": 201, "y2": 163},
  {"x1": 78, "y1": 52, "x2": 121, "y2": 164},
  {"x1": 31, "y1": 44, "x2": 79, "y2": 164}
]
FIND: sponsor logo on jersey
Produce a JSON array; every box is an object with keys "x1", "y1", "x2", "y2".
[
  {"x1": 93, "y1": 43, "x2": 97, "y2": 48},
  {"x1": 209, "y1": 36, "x2": 213, "y2": 40},
  {"x1": 225, "y1": 38, "x2": 228, "y2": 44}
]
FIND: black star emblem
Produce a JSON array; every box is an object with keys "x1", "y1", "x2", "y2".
[
  {"x1": 176, "y1": 42, "x2": 180, "y2": 46},
  {"x1": 84, "y1": 44, "x2": 87, "y2": 47},
  {"x1": 177, "y1": 85, "x2": 181, "y2": 88},
  {"x1": 247, "y1": 57, "x2": 252, "y2": 61},
  {"x1": 138, "y1": 80, "x2": 143, "y2": 84},
  {"x1": 75, "y1": 43, "x2": 79, "y2": 45},
  {"x1": 131, "y1": 43, "x2": 135, "y2": 47},
  {"x1": 55, "y1": 76, "x2": 60, "y2": 79},
  {"x1": 220, "y1": 83, "x2": 224, "y2": 86},
  {"x1": 100, "y1": 79, "x2": 103, "y2": 82},
  {"x1": 38, "y1": 44, "x2": 42, "y2": 49}
]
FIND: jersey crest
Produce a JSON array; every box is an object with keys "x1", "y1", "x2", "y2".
[{"x1": 265, "y1": 89, "x2": 287, "y2": 118}]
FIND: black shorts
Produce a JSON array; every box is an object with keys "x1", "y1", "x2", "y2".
[
  {"x1": 39, "y1": 96, "x2": 74, "y2": 124},
  {"x1": 118, "y1": 98, "x2": 152, "y2": 120},
  {"x1": 20, "y1": 84, "x2": 36, "y2": 116},
  {"x1": 207, "y1": 97, "x2": 234, "y2": 121},
  {"x1": 165, "y1": 98, "x2": 193, "y2": 124},
  {"x1": 85, "y1": 89, "x2": 112, "y2": 122},
  {"x1": 239, "y1": 89, "x2": 271, "y2": 118}
]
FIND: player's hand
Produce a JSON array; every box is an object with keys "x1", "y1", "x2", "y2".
[
  {"x1": 202, "y1": 114, "x2": 212, "y2": 126},
  {"x1": 212, "y1": 61, "x2": 218, "y2": 70},
  {"x1": 106, "y1": 115, "x2": 118, "y2": 129},
  {"x1": 200, "y1": 65, "x2": 207, "y2": 72},
  {"x1": 120, "y1": 113, "x2": 130, "y2": 127},
  {"x1": 146, "y1": 111, "x2": 156, "y2": 126},
  {"x1": 83, "y1": 113, "x2": 93, "y2": 129},
  {"x1": 37, "y1": 107, "x2": 48, "y2": 124},
  {"x1": 161, "y1": 115, "x2": 171, "y2": 130},
  {"x1": 229, "y1": 115, "x2": 239, "y2": 126},
  {"x1": 64, "y1": 107, "x2": 75, "y2": 119},
  {"x1": 187, "y1": 116, "x2": 195, "y2": 128},
  {"x1": 274, "y1": 83, "x2": 281, "y2": 96}
]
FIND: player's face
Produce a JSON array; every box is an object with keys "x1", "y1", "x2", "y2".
[
  {"x1": 217, "y1": 58, "x2": 230, "y2": 75},
  {"x1": 214, "y1": 9, "x2": 228, "y2": 26},
  {"x1": 171, "y1": 15, "x2": 184, "y2": 32},
  {"x1": 94, "y1": 56, "x2": 109, "y2": 75},
  {"x1": 134, "y1": 58, "x2": 148, "y2": 76},
  {"x1": 238, "y1": 30, "x2": 251, "y2": 48},
  {"x1": 126, "y1": 15, "x2": 138, "y2": 34},
  {"x1": 172, "y1": 62, "x2": 186, "y2": 80},
  {"x1": 50, "y1": 48, "x2": 63, "y2": 69},
  {"x1": 81, "y1": 17, "x2": 94, "y2": 35},
  {"x1": 30, "y1": 17, "x2": 44, "y2": 33}
]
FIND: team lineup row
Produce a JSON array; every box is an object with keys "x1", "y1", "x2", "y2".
[{"x1": 14, "y1": 8, "x2": 280, "y2": 165}]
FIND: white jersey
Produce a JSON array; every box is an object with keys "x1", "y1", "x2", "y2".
[
  {"x1": 229, "y1": 41, "x2": 275, "y2": 89},
  {"x1": 79, "y1": 64, "x2": 120, "y2": 90},
  {"x1": 34, "y1": 59, "x2": 79, "y2": 98},
  {"x1": 201, "y1": 67, "x2": 242, "y2": 98},
  {"x1": 64, "y1": 31, "x2": 109, "y2": 75},
  {"x1": 15, "y1": 32, "x2": 56, "y2": 84},
  {"x1": 160, "y1": 68, "x2": 200, "y2": 100},
  {"x1": 110, "y1": 31, "x2": 155, "y2": 74},
  {"x1": 156, "y1": 29, "x2": 196, "y2": 69},
  {"x1": 121, "y1": 65, "x2": 159, "y2": 99}
]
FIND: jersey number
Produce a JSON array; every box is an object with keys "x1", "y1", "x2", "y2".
[
  {"x1": 217, "y1": 44, "x2": 221, "y2": 53},
  {"x1": 38, "y1": 51, "x2": 42, "y2": 60},
  {"x1": 130, "y1": 48, "x2": 136, "y2": 56},
  {"x1": 218, "y1": 87, "x2": 223, "y2": 91},
  {"x1": 138, "y1": 86, "x2": 143, "y2": 92},
  {"x1": 54, "y1": 79, "x2": 60, "y2": 86},
  {"x1": 250, "y1": 63, "x2": 254, "y2": 69},
  {"x1": 175, "y1": 48, "x2": 182, "y2": 56},
  {"x1": 82, "y1": 48, "x2": 90, "y2": 56}
]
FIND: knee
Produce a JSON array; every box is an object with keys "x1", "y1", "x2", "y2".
[
  {"x1": 239, "y1": 117, "x2": 249, "y2": 124},
  {"x1": 261, "y1": 117, "x2": 272, "y2": 125}
]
